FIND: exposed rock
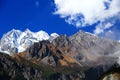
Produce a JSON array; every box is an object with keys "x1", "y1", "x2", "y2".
[
  {"x1": 19, "y1": 40, "x2": 78, "y2": 68},
  {"x1": 0, "y1": 52, "x2": 85, "y2": 80},
  {"x1": 99, "y1": 64, "x2": 120, "y2": 80},
  {"x1": 0, "y1": 52, "x2": 42, "y2": 80},
  {"x1": 52, "y1": 30, "x2": 120, "y2": 67}
]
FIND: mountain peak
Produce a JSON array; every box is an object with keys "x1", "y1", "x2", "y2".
[
  {"x1": 78, "y1": 30, "x2": 85, "y2": 33},
  {"x1": 10, "y1": 28, "x2": 21, "y2": 32},
  {"x1": 24, "y1": 28, "x2": 32, "y2": 33},
  {"x1": 8, "y1": 29, "x2": 21, "y2": 34},
  {"x1": 50, "y1": 33, "x2": 59, "y2": 39},
  {"x1": 36, "y1": 30, "x2": 48, "y2": 35},
  {"x1": 3, "y1": 29, "x2": 22, "y2": 39},
  {"x1": 36, "y1": 30, "x2": 50, "y2": 40},
  {"x1": 77, "y1": 30, "x2": 94, "y2": 36},
  {"x1": 11, "y1": 28, "x2": 15, "y2": 31}
]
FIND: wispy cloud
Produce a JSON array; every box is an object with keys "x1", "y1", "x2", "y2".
[
  {"x1": 35, "y1": 1, "x2": 40, "y2": 7},
  {"x1": 94, "y1": 22, "x2": 113, "y2": 34},
  {"x1": 53, "y1": 0, "x2": 120, "y2": 38},
  {"x1": 99, "y1": 25, "x2": 120, "y2": 40}
]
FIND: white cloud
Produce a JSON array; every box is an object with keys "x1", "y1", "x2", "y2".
[
  {"x1": 53, "y1": 0, "x2": 120, "y2": 33},
  {"x1": 94, "y1": 22, "x2": 113, "y2": 34},
  {"x1": 101, "y1": 29, "x2": 120, "y2": 40},
  {"x1": 94, "y1": 27, "x2": 104, "y2": 34},
  {"x1": 35, "y1": 1, "x2": 39, "y2": 7}
]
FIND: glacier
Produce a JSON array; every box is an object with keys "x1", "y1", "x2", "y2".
[{"x1": 0, "y1": 29, "x2": 59, "y2": 54}]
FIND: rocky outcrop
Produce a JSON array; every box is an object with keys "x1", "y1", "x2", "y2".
[
  {"x1": 0, "y1": 52, "x2": 44, "y2": 80},
  {"x1": 0, "y1": 52, "x2": 85, "y2": 80},
  {"x1": 99, "y1": 64, "x2": 120, "y2": 80},
  {"x1": 19, "y1": 40, "x2": 80, "y2": 68}
]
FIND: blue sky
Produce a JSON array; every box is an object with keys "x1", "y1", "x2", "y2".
[
  {"x1": 0, "y1": 0, "x2": 78, "y2": 38},
  {"x1": 0, "y1": 0, "x2": 120, "y2": 40}
]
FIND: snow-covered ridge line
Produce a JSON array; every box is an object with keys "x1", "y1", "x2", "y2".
[{"x1": 0, "y1": 29, "x2": 59, "y2": 54}]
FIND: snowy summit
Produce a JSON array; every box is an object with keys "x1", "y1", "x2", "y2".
[{"x1": 0, "y1": 29, "x2": 59, "y2": 54}]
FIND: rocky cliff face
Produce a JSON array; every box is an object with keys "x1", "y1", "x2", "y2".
[
  {"x1": 24, "y1": 40, "x2": 79, "y2": 67},
  {"x1": 99, "y1": 64, "x2": 120, "y2": 80},
  {"x1": 0, "y1": 52, "x2": 85, "y2": 80},
  {"x1": 0, "y1": 52, "x2": 43, "y2": 80}
]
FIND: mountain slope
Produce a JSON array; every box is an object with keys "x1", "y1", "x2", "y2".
[
  {"x1": 52, "y1": 30, "x2": 120, "y2": 66},
  {"x1": 0, "y1": 51, "x2": 85, "y2": 80},
  {"x1": 18, "y1": 40, "x2": 78, "y2": 68}
]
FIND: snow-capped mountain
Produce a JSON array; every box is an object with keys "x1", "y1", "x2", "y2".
[
  {"x1": 49, "y1": 33, "x2": 59, "y2": 42},
  {"x1": 0, "y1": 29, "x2": 59, "y2": 54}
]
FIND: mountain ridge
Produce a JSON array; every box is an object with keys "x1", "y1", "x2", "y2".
[
  {"x1": 0, "y1": 29, "x2": 59, "y2": 54},
  {"x1": 0, "y1": 29, "x2": 120, "y2": 80}
]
